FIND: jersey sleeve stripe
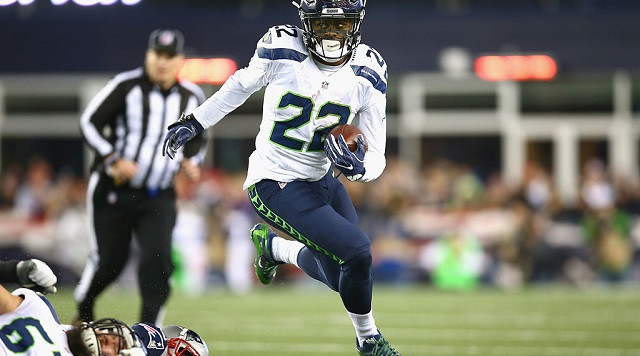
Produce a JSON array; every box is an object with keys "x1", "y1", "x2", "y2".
[
  {"x1": 37, "y1": 294, "x2": 60, "y2": 324},
  {"x1": 350, "y1": 65, "x2": 387, "y2": 94},
  {"x1": 257, "y1": 47, "x2": 308, "y2": 62}
]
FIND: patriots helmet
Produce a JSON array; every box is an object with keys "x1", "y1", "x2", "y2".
[
  {"x1": 295, "y1": 0, "x2": 366, "y2": 62},
  {"x1": 162, "y1": 325, "x2": 210, "y2": 356},
  {"x1": 79, "y1": 318, "x2": 140, "y2": 356}
]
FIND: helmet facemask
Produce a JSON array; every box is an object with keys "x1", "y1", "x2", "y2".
[
  {"x1": 166, "y1": 337, "x2": 202, "y2": 356},
  {"x1": 162, "y1": 325, "x2": 209, "y2": 356},
  {"x1": 80, "y1": 318, "x2": 138, "y2": 356},
  {"x1": 298, "y1": 1, "x2": 365, "y2": 63}
]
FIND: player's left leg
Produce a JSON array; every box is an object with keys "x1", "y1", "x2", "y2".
[
  {"x1": 248, "y1": 174, "x2": 370, "y2": 283},
  {"x1": 270, "y1": 171, "x2": 362, "y2": 292},
  {"x1": 249, "y1": 173, "x2": 400, "y2": 353},
  {"x1": 324, "y1": 175, "x2": 401, "y2": 355},
  {"x1": 135, "y1": 190, "x2": 176, "y2": 324}
]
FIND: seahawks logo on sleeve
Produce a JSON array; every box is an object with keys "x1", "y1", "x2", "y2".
[{"x1": 350, "y1": 44, "x2": 388, "y2": 94}]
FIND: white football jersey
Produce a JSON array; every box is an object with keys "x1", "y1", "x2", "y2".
[
  {"x1": 193, "y1": 25, "x2": 388, "y2": 189},
  {"x1": 0, "y1": 288, "x2": 73, "y2": 356}
]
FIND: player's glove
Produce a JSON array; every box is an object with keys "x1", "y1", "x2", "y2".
[
  {"x1": 118, "y1": 347, "x2": 146, "y2": 356},
  {"x1": 162, "y1": 113, "x2": 204, "y2": 159},
  {"x1": 324, "y1": 134, "x2": 366, "y2": 181},
  {"x1": 16, "y1": 259, "x2": 57, "y2": 294}
]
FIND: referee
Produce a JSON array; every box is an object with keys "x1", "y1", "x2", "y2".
[{"x1": 76, "y1": 29, "x2": 207, "y2": 325}]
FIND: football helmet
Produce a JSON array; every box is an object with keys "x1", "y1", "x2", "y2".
[
  {"x1": 80, "y1": 318, "x2": 140, "y2": 356},
  {"x1": 295, "y1": 0, "x2": 366, "y2": 62},
  {"x1": 162, "y1": 325, "x2": 210, "y2": 356}
]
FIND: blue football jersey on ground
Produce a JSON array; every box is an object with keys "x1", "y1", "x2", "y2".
[{"x1": 132, "y1": 322, "x2": 167, "y2": 356}]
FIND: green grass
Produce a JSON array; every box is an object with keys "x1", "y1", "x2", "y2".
[{"x1": 47, "y1": 284, "x2": 640, "y2": 356}]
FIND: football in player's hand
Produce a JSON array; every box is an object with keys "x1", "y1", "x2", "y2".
[{"x1": 329, "y1": 124, "x2": 368, "y2": 152}]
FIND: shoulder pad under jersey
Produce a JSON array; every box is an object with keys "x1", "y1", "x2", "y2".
[
  {"x1": 256, "y1": 25, "x2": 309, "y2": 63},
  {"x1": 131, "y1": 322, "x2": 167, "y2": 356}
]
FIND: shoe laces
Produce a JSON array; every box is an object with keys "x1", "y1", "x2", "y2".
[
  {"x1": 258, "y1": 255, "x2": 278, "y2": 269},
  {"x1": 364, "y1": 336, "x2": 401, "y2": 356}
]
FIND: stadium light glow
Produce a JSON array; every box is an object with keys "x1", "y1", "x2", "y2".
[
  {"x1": 179, "y1": 58, "x2": 238, "y2": 85},
  {"x1": 474, "y1": 54, "x2": 557, "y2": 81}
]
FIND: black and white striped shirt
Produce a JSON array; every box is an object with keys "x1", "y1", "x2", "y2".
[{"x1": 80, "y1": 67, "x2": 207, "y2": 190}]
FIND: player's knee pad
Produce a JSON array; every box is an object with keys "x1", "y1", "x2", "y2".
[{"x1": 342, "y1": 248, "x2": 372, "y2": 282}]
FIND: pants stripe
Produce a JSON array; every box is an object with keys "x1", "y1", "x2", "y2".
[
  {"x1": 248, "y1": 184, "x2": 344, "y2": 265},
  {"x1": 74, "y1": 171, "x2": 100, "y2": 303}
]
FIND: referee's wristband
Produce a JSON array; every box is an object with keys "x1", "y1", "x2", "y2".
[
  {"x1": 104, "y1": 153, "x2": 119, "y2": 167},
  {"x1": 0, "y1": 260, "x2": 20, "y2": 283},
  {"x1": 103, "y1": 153, "x2": 119, "y2": 177}
]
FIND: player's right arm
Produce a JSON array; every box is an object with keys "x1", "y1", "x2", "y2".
[
  {"x1": 192, "y1": 25, "x2": 306, "y2": 128},
  {"x1": 0, "y1": 259, "x2": 57, "y2": 294},
  {"x1": 191, "y1": 29, "x2": 281, "y2": 129},
  {"x1": 164, "y1": 26, "x2": 298, "y2": 158}
]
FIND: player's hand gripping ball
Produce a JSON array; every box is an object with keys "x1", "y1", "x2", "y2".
[
  {"x1": 324, "y1": 124, "x2": 368, "y2": 181},
  {"x1": 328, "y1": 124, "x2": 368, "y2": 153}
]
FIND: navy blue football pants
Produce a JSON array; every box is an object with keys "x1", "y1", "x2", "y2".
[{"x1": 248, "y1": 170, "x2": 373, "y2": 314}]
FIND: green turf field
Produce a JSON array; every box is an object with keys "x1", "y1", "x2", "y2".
[{"x1": 47, "y1": 284, "x2": 640, "y2": 356}]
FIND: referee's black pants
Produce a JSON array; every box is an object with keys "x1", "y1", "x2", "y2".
[{"x1": 75, "y1": 171, "x2": 176, "y2": 324}]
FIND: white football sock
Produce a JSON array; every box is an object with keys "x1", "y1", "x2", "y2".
[
  {"x1": 271, "y1": 236, "x2": 304, "y2": 268},
  {"x1": 348, "y1": 310, "x2": 378, "y2": 345}
]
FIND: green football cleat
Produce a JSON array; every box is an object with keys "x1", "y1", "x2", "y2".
[
  {"x1": 250, "y1": 223, "x2": 280, "y2": 285},
  {"x1": 357, "y1": 333, "x2": 401, "y2": 356}
]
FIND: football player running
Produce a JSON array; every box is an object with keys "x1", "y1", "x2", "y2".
[{"x1": 163, "y1": 0, "x2": 399, "y2": 355}]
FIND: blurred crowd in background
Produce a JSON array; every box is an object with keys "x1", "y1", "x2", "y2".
[
  {"x1": 2, "y1": 0, "x2": 640, "y2": 296},
  {"x1": 2, "y1": 152, "x2": 639, "y2": 294}
]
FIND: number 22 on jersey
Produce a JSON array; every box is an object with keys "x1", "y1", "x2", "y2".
[{"x1": 269, "y1": 92, "x2": 352, "y2": 152}]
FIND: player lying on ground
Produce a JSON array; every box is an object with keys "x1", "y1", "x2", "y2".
[
  {"x1": 0, "y1": 259, "x2": 208, "y2": 356},
  {"x1": 79, "y1": 319, "x2": 209, "y2": 356}
]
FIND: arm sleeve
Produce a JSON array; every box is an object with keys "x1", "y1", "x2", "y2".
[
  {"x1": 0, "y1": 261, "x2": 19, "y2": 283},
  {"x1": 357, "y1": 96, "x2": 387, "y2": 182},
  {"x1": 192, "y1": 51, "x2": 270, "y2": 128},
  {"x1": 79, "y1": 78, "x2": 124, "y2": 158}
]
